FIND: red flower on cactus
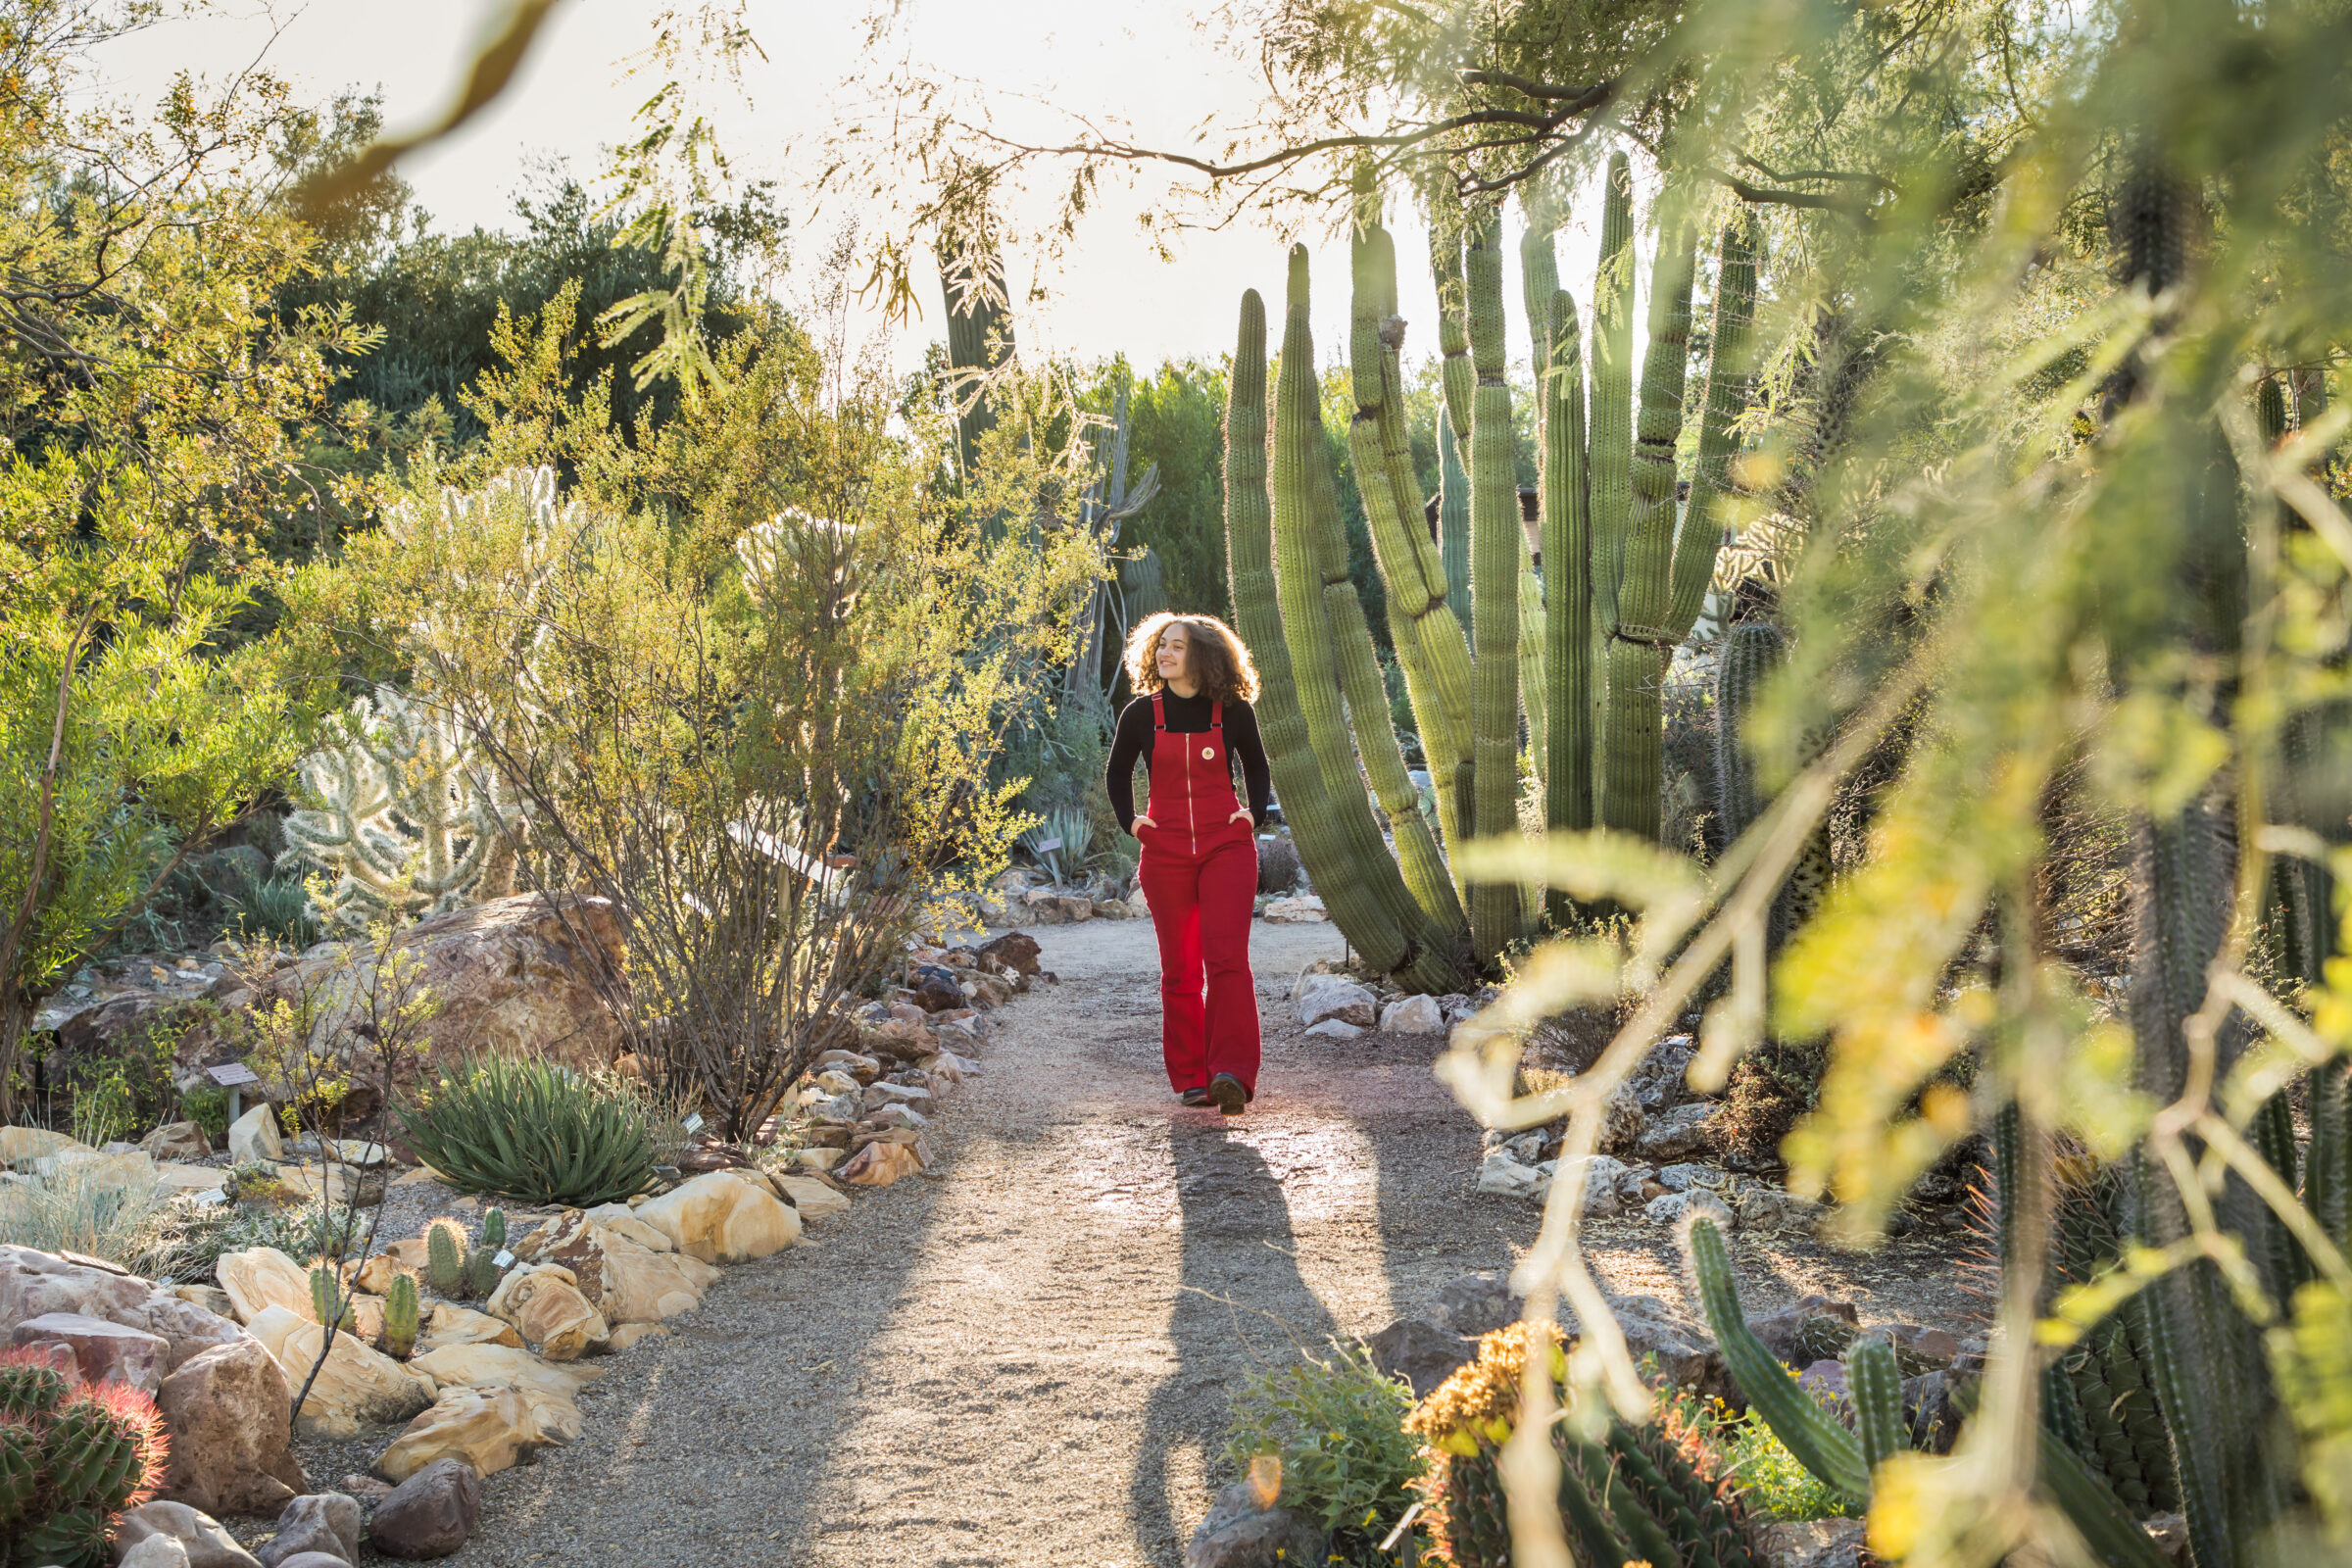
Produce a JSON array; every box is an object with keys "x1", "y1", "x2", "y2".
[{"x1": 62, "y1": 1380, "x2": 171, "y2": 1509}]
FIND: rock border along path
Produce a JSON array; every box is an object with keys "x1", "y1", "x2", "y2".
[{"x1": 439, "y1": 917, "x2": 1976, "y2": 1567}]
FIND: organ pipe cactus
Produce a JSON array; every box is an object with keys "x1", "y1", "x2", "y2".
[
  {"x1": 1272, "y1": 246, "x2": 1467, "y2": 991},
  {"x1": 310, "y1": 1265, "x2": 356, "y2": 1333},
  {"x1": 425, "y1": 1216, "x2": 467, "y2": 1296},
  {"x1": 383, "y1": 1272, "x2": 420, "y2": 1360},
  {"x1": 1465, "y1": 205, "x2": 1524, "y2": 961}
]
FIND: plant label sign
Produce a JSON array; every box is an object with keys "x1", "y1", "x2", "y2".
[
  {"x1": 493, "y1": 1250, "x2": 514, "y2": 1269},
  {"x1": 205, "y1": 1063, "x2": 260, "y2": 1087},
  {"x1": 1034, "y1": 837, "x2": 1063, "y2": 854},
  {"x1": 681, "y1": 1111, "x2": 705, "y2": 1134}
]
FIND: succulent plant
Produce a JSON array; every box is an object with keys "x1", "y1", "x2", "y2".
[
  {"x1": 424, "y1": 1216, "x2": 468, "y2": 1296},
  {"x1": 309, "y1": 1265, "x2": 356, "y2": 1334},
  {"x1": 398, "y1": 1053, "x2": 659, "y2": 1208},
  {"x1": 382, "y1": 1272, "x2": 420, "y2": 1360},
  {"x1": 0, "y1": 1364, "x2": 168, "y2": 1568},
  {"x1": 480, "y1": 1207, "x2": 508, "y2": 1251}
]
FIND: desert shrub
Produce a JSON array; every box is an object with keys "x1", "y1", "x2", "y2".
[
  {"x1": 177, "y1": 1084, "x2": 231, "y2": 1145},
  {"x1": 0, "y1": 1158, "x2": 173, "y2": 1275},
  {"x1": 399, "y1": 1054, "x2": 660, "y2": 1207},
  {"x1": 226, "y1": 873, "x2": 321, "y2": 951},
  {"x1": 1658, "y1": 1385, "x2": 1856, "y2": 1524},
  {"x1": 1715, "y1": 1039, "x2": 1829, "y2": 1167},
  {"x1": 1257, "y1": 835, "x2": 1303, "y2": 895},
  {"x1": 155, "y1": 1201, "x2": 304, "y2": 1285},
  {"x1": 1222, "y1": 1339, "x2": 1425, "y2": 1562}
]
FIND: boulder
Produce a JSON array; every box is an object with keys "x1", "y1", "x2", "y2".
[
  {"x1": 367, "y1": 1457, "x2": 481, "y2": 1559},
  {"x1": 408, "y1": 1343, "x2": 602, "y2": 1407},
  {"x1": 415, "y1": 1302, "x2": 522, "y2": 1355},
  {"x1": 1294, "y1": 975, "x2": 1376, "y2": 1028},
  {"x1": 1301, "y1": 1018, "x2": 1364, "y2": 1042},
  {"x1": 226, "y1": 1104, "x2": 285, "y2": 1164},
  {"x1": 607, "y1": 1322, "x2": 669, "y2": 1351},
  {"x1": 272, "y1": 1555, "x2": 358, "y2": 1568},
  {"x1": 372, "y1": 1388, "x2": 543, "y2": 1483},
  {"x1": 1562, "y1": 1154, "x2": 1630, "y2": 1218},
  {"x1": 112, "y1": 1500, "x2": 266, "y2": 1568},
  {"x1": 1743, "y1": 1297, "x2": 1860, "y2": 1367},
  {"x1": 1637, "y1": 1102, "x2": 1720, "y2": 1162},
  {"x1": 1644, "y1": 1189, "x2": 1738, "y2": 1232},
  {"x1": 256, "y1": 1494, "x2": 361, "y2": 1568},
  {"x1": 1629, "y1": 1034, "x2": 1700, "y2": 1110},
  {"x1": 0, "y1": 1247, "x2": 239, "y2": 1373},
  {"x1": 482, "y1": 1263, "x2": 609, "y2": 1360},
  {"x1": 1739, "y1": 1186, "x2": 1828, "y2": 1235},
  {"x1": 0, "y1": 1125, "x2": 89, "y2": 1164},
  {"x1": 122, "y1": 1535, "x2": 196, "y2": 1568},
  {"x1": 633, "y1": 1170, "x2": 802, "y2": 1262},
  {"x1": 12, "y1": 1311, "x2": 169, "y2": 1392},
  {"x1": 1601, "y1": 1293, "x2": 1732, "y2": 1404},
  {"x1": 1474, "y1": 1151, "x2": 1550, "y2": 1199},
  {"x1": 156, "y1": 1335, "x2": 308, "y2": 1518},
  {"x1": 1601, "y1": 1085, "x2": 1647, "y2": 1158},
  {"x1": 1432, "y1": 1271, "x2": 1524, "y2": 1338},
  {"x1": 1378, "y1": 995, "x2": 1446, "y2": 1035},
  {"x1": 1753, "y1": 1517, "x2": 1868, "y2": 1568},
  {"x1": 1365, "y1": 1315, "x2": 1475, "y2": 1398},
  {"x1": 1261, "y1": 894, "x2": 1327, "y2": 922},
  {"x1": 513, "y1": 1211, "x2": 714, "y2": 1323},
  {"x1": 973, "y1": 931, "x2": 1042, "y2": 975},
  {"x1": 794, "y1": 1147, "x2": 845, "y2": 1173},
  {"x1": 217, "y1": 1249, "x2": 314, "y2": 1326},
  {"x1": 773, "y1": 1174, "x2": 850, "y2": 1219},
  {"x1": 241, "y1": 1306, "x2": 434, "y2": 1439},
  {"x1": 141, "y1": 1121, "x2": 213, "y2": 1161},
  {"x1": 354, "y1": 1253, "x2": 411, "y2": 1298},
  {"x1": 840, "y1": 1141, "x2": 923, "y2": 1187},
  {"x1": 579, "y1": 1203, "x2": 676, "y2": 1251},
  {"x1": 1184, "y1": 1479, "x2": 1329, "y2": 1568}
]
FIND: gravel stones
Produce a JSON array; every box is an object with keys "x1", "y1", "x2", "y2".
[{"x1": 368, "y1": 1458, "x2": 482, "y2": 1558}]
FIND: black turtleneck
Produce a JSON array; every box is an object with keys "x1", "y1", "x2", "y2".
[{"x1": 1104, "y1": 691, "x2": 1272, "y2": 834}]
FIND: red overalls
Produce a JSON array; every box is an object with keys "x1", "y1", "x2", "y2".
[{"x1": 1137, "y1": 694, "x2": 1262, "y2": 1097}]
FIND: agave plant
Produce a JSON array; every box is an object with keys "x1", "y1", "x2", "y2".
[{"x1": 398, "y1": 1054, "x2": 659, "y2": 1208}]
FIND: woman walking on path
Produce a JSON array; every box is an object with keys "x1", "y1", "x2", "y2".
[{"x1": 1105, "y1": 612, "x2": 1271, "y2": 1116}]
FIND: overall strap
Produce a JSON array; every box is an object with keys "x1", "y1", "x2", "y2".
[
  {"x1": 1151, "y1": 693, "x2": 1166, "y2": 731},
  {"x1": 1211, "y1": 700, "x2": 1223, "y2": 730}
]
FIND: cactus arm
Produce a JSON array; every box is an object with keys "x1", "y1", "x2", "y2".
[
  {"x1": 1554, "y1": 1439, "x2": 1642, "y2": 1568},
  {"x1": 1465, "y1": 203, "x2": 1527, "y2": 961},
  {"x1": 1667, "y1": 215, "x2": 1762, "y2": 639},
  {"x1": 1848, "y1": 1335, "x2": 1906, "y2": 1471},
  {"x1": 1271, "y1": 252, "x2": 1464, "y2": 990},
  {"x1": 2312, "y1": 1058, "x2": 2352, "y2": 1250},
  {"x1": 1430, "y1": 190, "x2": 1476, "y2": 626},
  {"x1": 1543, "y1": 289, "x2": 1595, "y2": 862},
  {"x1": 2036, "y1": 1430, "x2": 2176, "y2": 1568},
  {"x1": 1438, "y1": 416, "x2": 1474, "y2": 631},
  {"x1": 1689, "y1": 1217, "x2": 1873, "y2": 1502},
  {"x1": 1587, "y1": 153, "x2": 1637, "y2": 641}
]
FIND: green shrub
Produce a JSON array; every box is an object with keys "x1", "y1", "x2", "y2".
[
  {"x1": 1657, "y1": 1383, "x2": 1858, "y2": 1524},
  {"x1": 176, "y1": 1084, "x2": 230, "y2": 1144},
  {"x1": 154, "y1": 1202, "x2": 303, "y2": 1284},
  {"x1": 1222, "y1": 1339, "x2": 1425, "y2": 1561},
  {"x1": 399, "y1": 1054, "x2": 660, "y2": 1207},
  {"x1": 0, "y1": 1158, "x2": 172, "y2": 1276},
  {"x1": 226, "y1": 872, "x2": 320, "y2": 950}
]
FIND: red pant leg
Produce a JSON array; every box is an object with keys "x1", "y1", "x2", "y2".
[
  {"x1": 1139, "y1": 843, "x2": 1206, "y2": 1091},
  {"x1": 1197, "y1": 830, "x2": 1261, "y2": 1093}
]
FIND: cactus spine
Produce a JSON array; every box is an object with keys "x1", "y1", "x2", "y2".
[
  {"x1": 1270, "y1": 246, "x2": 1466, "y2": 991},
  {"x1": 1465, "y1": 204, "x2": 1524, "y2": 960},
  {"x1": 425, "y1": 1216, "x2": 467, "y2": 1296},
  {"x1": 383, "y1": 1272, "x2": 420, "y2": 1360}
]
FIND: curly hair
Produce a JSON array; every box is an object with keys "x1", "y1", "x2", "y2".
[{"x1": 1123, "y1": 612, "x2": 1261, "y2": 704}]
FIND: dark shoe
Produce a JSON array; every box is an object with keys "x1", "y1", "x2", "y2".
[
  {"x1": 1209, "y1": 1073, "x2": 1249, "y2": 1117},
  {"x1": 1179, "y1": 1087, "x2": 1210, "y2": 1107}
]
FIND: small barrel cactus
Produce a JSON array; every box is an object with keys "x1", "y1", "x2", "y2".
[
  {"x1": 465, "y1": 1246, "x2": 505, "y2": 1299},
  {"x1": 309, "y1": 1266, "x2": 356, "y2": 1334},
  {"x1": 382, "y1": 1273, "x2": 420, "y2": 1360},
  {"x1": 0, "y1": 1354, "x2": 169, "y2": 1568},
  {"x1": 424, "y1": 1217, "x2": 468, "y2": 1296},
  {"x1": 481, "y1": 1207, "x2": 508, "y2": 1251}
]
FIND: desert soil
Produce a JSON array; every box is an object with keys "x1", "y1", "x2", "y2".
[{"x1": 425, "y1": 916, "x2": 1974, "y2": 1568}]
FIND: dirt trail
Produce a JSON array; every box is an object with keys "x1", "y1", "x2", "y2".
[{"x1": 444, "y1": 917, "x2": 1974, "y2": 1567}]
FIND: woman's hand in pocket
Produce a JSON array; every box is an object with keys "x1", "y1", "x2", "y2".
[
  {"x1": 1133, "y1": 815, "x2": 1157, "y2": 836},
  {"x1": 1228, "y1": 809, "x2": 1251, "y2": 825}
]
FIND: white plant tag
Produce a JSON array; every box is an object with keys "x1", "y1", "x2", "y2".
[
  {"x1": 493, "y1": 1250, "x2": 514, "y2": 1269},
  {"x1": 682, "y1": 1112, "x2": 706, "y2": 1134}
]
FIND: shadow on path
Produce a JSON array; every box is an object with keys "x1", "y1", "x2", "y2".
[{"x1": 1129, "y1": 1119, "x2": 1342, "y2": 1559}]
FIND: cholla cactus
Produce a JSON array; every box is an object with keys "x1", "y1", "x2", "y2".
[{"x1": 278, "y1": 685, "x2": 525, "y2": 933}]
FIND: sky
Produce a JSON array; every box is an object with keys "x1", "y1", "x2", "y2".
[{"x1": 92, "y1": 0, "x2": 1608, "y2": 380}]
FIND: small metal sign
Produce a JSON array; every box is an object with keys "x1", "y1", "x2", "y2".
[
  {"x1": 205, "y1": 1062, "x2": 260, "y2": 1088},
  {"x1": 492, "y1": 1250, "x2": 514, "y2": 1269},
  {"x1": 1033, "y1": 836, "x2": 1063, "y2": 854},
  {"x1": 681, "y1": 1111, "x2": 705, "y2": 1135}
]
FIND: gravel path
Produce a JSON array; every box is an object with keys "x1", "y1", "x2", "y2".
[{"x1": 426, "y1": 916, "x2": 1974, "y2": 1567}]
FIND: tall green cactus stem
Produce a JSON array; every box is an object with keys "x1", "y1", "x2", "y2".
[
  {"x1": 1515, "y1": 194, "x2": 1560, "y2": 797},
  {"x1": 1430, "y1": 194, "x2": 1477, "y2": 629},
  {"x1": 1689, "y1": 1217, "x2": 1872, "y2": 1503},
  {"x1": 1542, "y1": 289, "x2": 1595, "y2": 925},
  {"x1": 383, "y1": 1272, "x2": 419, "y2": 1360},
  {"x1": 1224, "y1": 289, "x2": 1373, "y2": 956},
  {"x1": 2313, "y1": 1059, "x2": 2352, "y2": 1250},
  {"x1": 1600, "y1": 224, "x2": 1698, "y2": 841},
  {"x1": 481, "y1": 1208, "x2": 507, "y2": 1251},
  {"x1": 1348, "y1": 220, "x2": 1476, "y2": 874},
  {"x1": 466, "y1": 1246, "x2": 504, "y2": 1298},
  {"x1": 1465, "y1": 205, "x2": 1525, "y2": 960},
  {"x1": 1588, "y1": 154, "x2": 1638, "y2": 648},
  {"x1": 1279, "y1": 247, "x2": 1467, "y2": 983},
  {"x1": 309, "y1": 1266, "x2": 356, "y2": 1333},
  {"x1": 1848, "y1": 1334, "x2": 1906, "y2": 1472},
  {"x1": 1714, "y1": 623, "x2": 1785, "y2": 848},
  {"x1": 1671, "y1": 214, "x2": 1763, "y2": 636}
]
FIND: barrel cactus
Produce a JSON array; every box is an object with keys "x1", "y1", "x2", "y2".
[
  {"x1": 424, "y1": 1216, "x2": 468, "y2": 1296},
  {"x1": 382, "y1": 1272, "x2": 421, "y2": 1360},
  {"x1": 0, "y1": 1352, "x2": 169, "y2": 1568}
]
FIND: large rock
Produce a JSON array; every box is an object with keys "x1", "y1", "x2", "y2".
[
  {"x1": 409, "y1": 1343, "x2": 603, "y2": 1407},
  {"x1": 973, "y1": 931, "x2": 1042, "y2": 975},
  {"x1": 840, "y1": 1140, "x2": 923, "y2": 1187},
  {"x1": 1378, "y1": 995, "x2": 1446, "y2": 1035},
  {"x1": 368, "y1": 1457, "x2": 481, "y2": 1559},
  {"x1": 1261, "y1": 894, "x2": 1328, "y2": 923},
  {"x1": 1294, "y1": 974, "x2": 1376, "y2": 1028},
  {"x1": 1754, "y1": 1517, "x2": 1869, "y2": 1568},
  {"x1": 1184, "y1": 1480, "x2": 1329, "y2": 1568},
  {"x1": 373, "y1": 1388, "x2": 545, "y2": 1483},
  {"x1": 0, "y1": 1125, "x2": 89, "y2": 1165},
  {"x1": 633, "y1": 1170, "x2": 802, "y2": 1262},
  {"x1": 216, "y1": 1248, "x2": 313, "y2": 1326},
  {"x1": 1638, "y1": 1102, "x2": 1721, "y2": 1161},
  {"x1": 1600, "y1": 1293, "x2": 1733, "y2": 1405},
  {"x1": 1365, "y1": 1315, "x2": 1475, "y2": 1398},
  {"x1": 112, "y1": 1501, "x2": 266, "y2": 1568},
  {"x1": 122, "y1": 1535, "x2": 195, "y2": 1568},
  {"x1": 141, "y1": 1121, "x2": 213, "y2": 1161},
  {"x1": 181, "y1": 894, "x2": 629, "y2": 1094},
  {"x1": 12, "y1": 1311, "x2": 169, "y2": 1392},
  {"x1": 773, "y1": 1174, "x2": 850, "y2": 1219},
  {"x1": 226, "y1": 1104, "x2": 285, "y2": 1164},
  {"x1": 415, "y1": 1302, "x2": 523, "y2": 1354},
  {"x1": 512, "y1": 1211, "x2": 713, "y2": 1325},
  {"x1": 157, "y1": 1336, "x2": 308, "y2": 1518},
  {"x1": 256, "y1": 1494, "x2": 361, "y2": 1568},
  {"x1": 482, "y1": 1263, "x2": 608, "y2": 1360},
  {"x1": 241, "y1": 1306, "x2": 434, "y2": 1439},
  {"x1": 0, "y1": 1246, "x2": 239, "y2": 1372}
]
